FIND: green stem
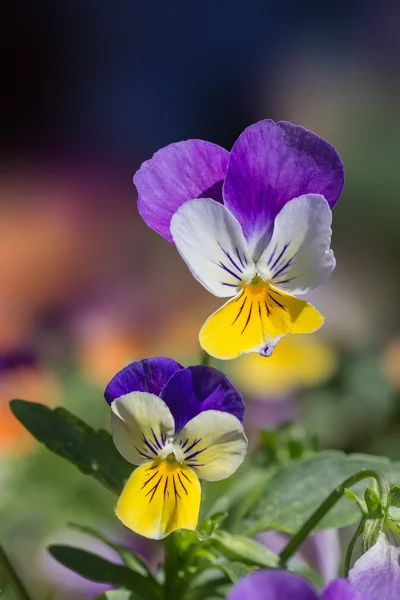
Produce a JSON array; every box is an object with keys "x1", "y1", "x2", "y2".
[
  {"x1": 344, "y1": 516, "x2": 366, "y2": 577},
  {"x1": 200, "y1": 350, "x2": 211, "y2": 366},
  {"x1": 0, "y1": 543, "x2": 32, "y2": 600},
  {"x1": 279, "y1": 469, "x2": 389, "y2": 565}
]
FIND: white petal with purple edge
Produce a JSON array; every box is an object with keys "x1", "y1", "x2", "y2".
[
  {"x1": 170, "y1": 198, "x2": 256, "y2": 297},
  {"x1": 176, "y1": 409, "x2": 247, "y2": 481},
  {"x1": 111, "y1": 392, "x2": 175, "y2": 465},
  {"x1": 257, "y1": 194, "x2": 335, "y2": 295}
]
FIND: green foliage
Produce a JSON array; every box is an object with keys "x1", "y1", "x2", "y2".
[
  {"x1": 362, "y1": 488, "x2": 385, "y2": 552},
  {"x1": 241, "y1": 451, "x2": 400, "y2": 535},
  {"x1": 388, "y1": 485, "x2": 400, "y2": 522},
  {"x1": 48, "y1": 545, "x2": 161, "y2": 600},
  {"x1": 67, "y1": 523, "x2": 153, "y2": 576},
  {"x1": 255, "y1": 423, "x2": 317, "y2": 467},
  {"x1": 94, "y1": 592, "x2": 135, "y2": 600},
  {"x1": 212, "y1": 531, "x2": 279, "y2": 568},
  {"x1": 10, "y1": 400, "x2": 131, "y2": 495}
]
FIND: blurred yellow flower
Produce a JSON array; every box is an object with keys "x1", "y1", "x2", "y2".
[
  {"x1": 229, "y1": 334, "x2": 337, "y2": 397},
  {"x1": 78, "y1": 325, "x2": 144, "y2": 388}
]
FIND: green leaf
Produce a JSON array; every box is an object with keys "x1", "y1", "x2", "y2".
[
  {"x1": 364, "y1": 488, "x2": 383, "y2": 518},
  {"x1": 94, "y1": 592, "x2": 134, "y2": 600},
  {"x1": 388, "y1": 486, "x2": 400, "y2": 522},
  {"x1": 68, "y1": 523, "x2": 152, "y2": 576},
  {"x1": 242, "y1": 451, "x2": 400, "y2": 535},
  {"x1": 10, "y1": 400, "x2": 131, "y2": 495},
  {"x1": 49, "y1": 545, "x2": 160, "y2": 600},
  {"x1": 362, "y1": 516, "x2": 385, "y2": 552},
  {"x1": 196, "y1": 511, "x2": 228, "y2": 541},
  {"x1": 213, "y1": 530, "x2": 279, "y2": 568},
  {"x1": 215, "y1": 560, "x2": 255, "y2": 583}
]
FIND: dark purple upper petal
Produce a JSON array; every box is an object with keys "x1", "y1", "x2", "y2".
[
  {"x1": 322, "y1": 579, "x2": 371, "y2": 600},
  {"x1": 227, "y1": 570, "x2": 319, "y2": 600},
  {"x1": 223, "y1": 120, "x2": 344, "y2": 257},
  {"x1": 134, "y1": 139, "x2": 230, "y2": 242},
  {"x1": 160, "y1": 365, "x2": 244, "y2": 433},
  {"x1": 104, "y1": 357, "x2": 183, "y2": 404}
]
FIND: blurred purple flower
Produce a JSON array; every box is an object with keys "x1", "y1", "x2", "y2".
[
  {"x1": 257, "y1": 529, "x2": 340, "y2": 585},
  {"x1": 0, "y1": 349, "x2": 36, "y2": 373},
  {"x1": 227, "y1": 570, "x2": 370, "y2": 600}
]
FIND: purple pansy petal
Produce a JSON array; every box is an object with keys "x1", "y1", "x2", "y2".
[
  {"x1": 227, "y1": 570, "x2": 319, "y2": 600},
  {"x1": 104, "y1": 357, "x2": 183, "y2": 404},
  {"x1": 135, "y1": 139, "x2": 230, "y2": 242},
  {"x1": 223, "y1": 120, "x2": 344, "y2": 258},
  {"x1": 322, "y1": 579, "x2": 371, "y2": 600},
  {"x1": 160, "y1": 365, "x2": 244, "y2": 433},
  {"x1": 348, "y1": 529, "x2": 400, "y2": 600}
]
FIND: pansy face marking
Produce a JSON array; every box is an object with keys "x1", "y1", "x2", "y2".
[
  {"x1": 106, "y1": 358, "x2": 247, "y2": 539},
  {"x1": 134, "y1": 120, "x2": 344, "y2": 359}
]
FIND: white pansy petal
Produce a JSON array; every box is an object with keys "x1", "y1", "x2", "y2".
[
  {"x1": 176, "y1": 410, "x2": 248, "y2": 481},
  {"x1": 170, "y1": 198, "x2": 256, "y2": 298},
  {"x1": 257, "y1": 194, "x2": 335, "y2": 295},
  {"x1": 111, "y1": 392, "x2": 175, "y2": 465}
]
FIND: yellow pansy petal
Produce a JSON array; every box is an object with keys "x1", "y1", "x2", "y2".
[
  {"x1": 116, "y1": 460, "x2": 201, "y2": 540},
  {"x1": 199, "y1": 279, "x2": 324, "y2": 360}
]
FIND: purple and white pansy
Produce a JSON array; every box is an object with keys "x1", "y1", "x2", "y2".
[
  {"x1": 105, "y1": 357, "x2": 247, "y2": 539},
  {"x1": 134, "y1": 119, "x2": 344, "y2": 360}
]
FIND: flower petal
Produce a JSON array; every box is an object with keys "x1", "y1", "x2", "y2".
[
  {"x1": 199, "y1": 282, "x2": 324, "y2": 360},
  {"x1": 348, "y1": 529, "x2": 400, "y2": 600},
  {"x1": 257, "y1": 195, "x2": 335, "y2": 295},
  {"x1": 105, "y1": 357, "x2": 183, "y2": 405},
  {"x1": 116, "y1": 460, "x2": 201, "y2": 539},
  {"x1": 227, "y1": 570, "x2": 319, "y2": 600},
  {"x1": 322, "y1": 579, "x2": 371, "y2": 600},
  {"x1": 170, "y1": 198, "x2": 255, "y2": 297},
  {"x1": 176, "y1": 409, "x2": 247, "y2": 481},
  {"x1": 135, "y1": 140, "x2": 229, "y2": 241},
  {"x1": 160, "y1": 365, "x2": 244, "y2": 433},
  {"x1": 223, "y1": 120, "x2": 344, "y2": 258},
  {"x1": 111, "y1": 392, "x2": 175, "y2": 465}
]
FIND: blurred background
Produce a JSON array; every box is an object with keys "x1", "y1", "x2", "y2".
[{"x1": 1, "y1": 1, "x2": 400, "y2": 598}]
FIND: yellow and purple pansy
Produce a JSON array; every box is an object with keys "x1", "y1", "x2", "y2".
[
  {"x1": 134, "y1": 119, "x2": 344, "y2": 359},
  {"x1": 105, "y1": 357, "x2": 247, "y2": 539}
]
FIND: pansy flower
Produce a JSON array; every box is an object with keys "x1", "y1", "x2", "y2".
[
  {"x1": 227, "y1": 569, "x2": 370, "y2": 600},
  {"x1": 134, "y1": 119, "x2": 344, "y2": 359},
  {"x1": 105, "y1": 357, "x2": 247, "y2": 539}
]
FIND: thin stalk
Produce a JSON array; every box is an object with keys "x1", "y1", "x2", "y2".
[
  {"x1": 0, "y1": 543, "x2": 32, "y2": 600},
  {"x1": 344, "y1": 517, "x2": 366, "y2": 577},
  {"x1": 279, "y1": 469, "x2": 389, "y2": 565},
  {"x1": 200, "y1": 351, "x2": 211, "y2": 366}
]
